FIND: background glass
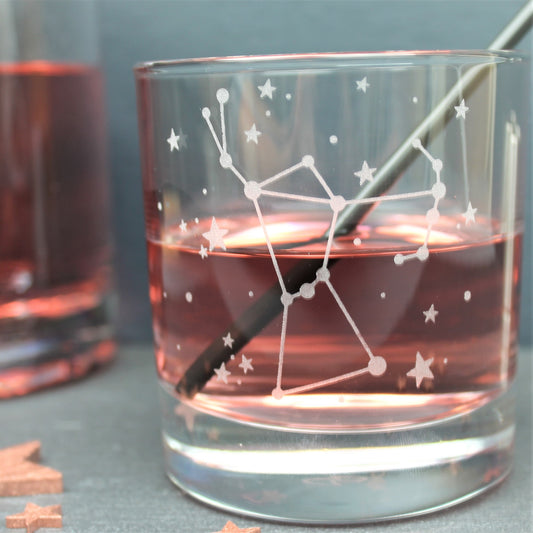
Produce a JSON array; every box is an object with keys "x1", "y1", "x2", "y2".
[
  {"x1": 0, "y1": 0, "x2": 114, "y2": 397},
  {"x1": 135, "y1": 51, "x2": 528, "y2": 523}
]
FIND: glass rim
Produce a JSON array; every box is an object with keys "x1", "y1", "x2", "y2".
[{"x1": 134, "y1": 49, "x2": 529, "y2": 76}]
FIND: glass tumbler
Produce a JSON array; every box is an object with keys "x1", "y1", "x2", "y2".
[
  {"x1": 135, "y1": 51, "x2": 529, "y2": 523},
  {"x1": 0, "y1": 0, "x2": 114, "y2": 397}
]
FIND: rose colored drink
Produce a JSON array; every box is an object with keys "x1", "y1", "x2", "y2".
[
  {"x1": 147, "y1": 209, "x2": 521, "y2": 429},
  {"x1": 0, "y1": 62, "x2": 114, "y2": 397}
]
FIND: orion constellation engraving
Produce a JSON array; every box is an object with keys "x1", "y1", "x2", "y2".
[{"x1": 199, "y1": 87, "x2": 447, "y2": 399}]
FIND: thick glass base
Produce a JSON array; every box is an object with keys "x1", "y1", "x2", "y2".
[
  {"x1": 160, "y1": 384, "x2": 515, "y2": 523},
  {"x1": 0, "y1": 289, "x2": 114, "y2": 398}
]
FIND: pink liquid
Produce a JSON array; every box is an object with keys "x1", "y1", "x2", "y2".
[
  {"x1": 0, "y1": 62, "x2": 114, "y2": 397},
  {"x1": 148, "y1": 211, "x2": 521, "y2": 428}
]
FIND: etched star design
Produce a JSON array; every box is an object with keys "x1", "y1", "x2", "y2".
[
  {"x1": 454, "y1": 99, "x2": 469, "y2": 119},
  {"x1": 202, "y1": 216, "x2": 228, "y2": 251},
  {"x1": 6, "y1": 502, "x2": 62, "y2": 533},
  {"x1": 222, "y1": 332, "x2": 234, "y2": 348},
  {"x1": 214, "y1": 362, "x2": 231, "y2": 384},
  {"x1": 166, "y1": 128, "x2": 180, "y2": 151},
  {"x1": 179, "y1": 219, "x2": 187, "y2": 232},
  {"x1": 0, "y1": 441, "x2": 63, "y2": 496},
  {"x1": 406, "y1": 352, "x2": 434, "y2": 389},
  {"x1": 463, "y1": 202, "x2": 477, "y2": 225},
  {"x1": 198, "y1": 244, "x2": 208, "y2": 259},
  {"x1": 356, "y1": 76, "x2": 370, "y2": 93},
  {"x1": 239, "y1": 354, "x2": 254, "y2": 374},
  {"x1": 354, "y1": 161, "x2": 376, "y2": 185},
  {"x1": 214, "y1": 521, "x2": 261, "y2": 533},
  {"x1": 257, "y1": 78, "x2": 276, "y2": 99},
  {"x1": 244, "y1": 123, "x2": 262, "y2": 144},
  {"x1": 423, "y1": 303, "x2": 439, "y2": 324}
]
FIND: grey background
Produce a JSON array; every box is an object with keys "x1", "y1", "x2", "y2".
[{"x1": 94, "y1": 0, "x2": 532, "y2": 343}]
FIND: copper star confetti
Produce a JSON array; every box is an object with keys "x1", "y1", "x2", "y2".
[
  {"x1": 6, "y1": 502, "x2": 62, "y2": 533},
  {"x1": 0, "y1": 441, "x2": 63, "y2": 496},
  {"x1": 212, "y1": 521, "x2": 261, "y2": 533}
]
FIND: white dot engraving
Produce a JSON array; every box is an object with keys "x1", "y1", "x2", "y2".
[
  {"x1": 248, "y1": 290, "x2": 254, "y2": 298},
  {"x1": 464, "y1": 290, "x2": 471, "y2": 302},
  {"x1": 380, "y1": 292, "x2": 386, "y2": 299},
  {"x1": 157, "y1": 201, "x2": 162, "y2": 211},
  {"x1": 185, "y1": 292, "x2": 193, "y2": 303},
  {"x1": 265, "y1": 110, "x2": 271, "y2": 117},
  {"x1": 300, "y1": 283, "x2": 315, "y2": 300},
  {"x1": 353, "y1": 237, "x2": 361, "y2": 246},
  {"x1": 216, "y1": 88, "x2": 229, "y2": 103},
  {"x1": 219, "y1": 152, "x2": 232, "y2": 168},
  {"x1": 202, "y1": 188, "x2": 208, "y2": 195},
  {"x1": 285, "y1": 93, "x2": 292, "y2": 100},
  {"x1": 412, "y1": 96, "x2": 418, "y2": 103},
  {"x1": 329, "y1": 135, "x2": 338, "y2": 145}
]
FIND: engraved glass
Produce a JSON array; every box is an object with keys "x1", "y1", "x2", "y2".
[{"x1": 134, "y1": 51, "x2": 529, "y2": 523}]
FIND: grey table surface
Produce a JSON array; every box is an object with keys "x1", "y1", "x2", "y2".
[{"x1": 1, "y1": 344, "x2": 531, "y2": 533}]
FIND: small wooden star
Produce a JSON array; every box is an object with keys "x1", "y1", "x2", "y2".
[
  {"x1": 6, "y1": 502, "x2": 62, "y2": 533},
  {"x1": 213, "y1": 521, "x2": 261, "y2": 533},
  {"x1": 0, "y1": 442, "x2": 63, "y2": 496}
]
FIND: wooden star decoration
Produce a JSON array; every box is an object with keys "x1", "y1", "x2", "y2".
[
  {"x1": 0, "y1": 441, "x2": 63, "y2": 496},
  {"x1": 213, "y1": 521, "x2": 261, "y2": 533},
  {"x1": 6, "y1": 502, "x2": 62, "y2": 533}
]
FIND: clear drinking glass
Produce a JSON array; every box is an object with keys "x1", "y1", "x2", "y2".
[
  {"x1": 0, "y1": 0, "x2": 114, "y2": 397},
  {"x1": 135, "y1": 51, "x2": 529, "y2": 523}
]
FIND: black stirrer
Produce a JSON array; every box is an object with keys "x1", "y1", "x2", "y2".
[{"x1": 176, "y1": 2, "x2": 532, "y2": 398}]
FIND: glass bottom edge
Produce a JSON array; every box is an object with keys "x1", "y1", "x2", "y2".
[{"x1": 160, "y1": 389, "x2": 515, "y2": 523}]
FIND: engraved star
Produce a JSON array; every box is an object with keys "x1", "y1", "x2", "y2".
[
  {"x1": 244, "y1": 123, "x2": 262, "y2": 144},
  {"x1": 463, "y1": 202, "x2": 477, "y2": 225},
  {"x1": 214, "y1": 362, "x2": 231, "y2": 384},
  {"x1": 213, "y1": 521, "x2": 261, "y2": 533},
  {"x1": 356, "y1": 76, "x2": 370, "y2": 93},
  {"x1": 202, "y1": 217, "x2": 228, "y2": 251},
  {"x1": 239, "y1": 354, "x2": 254, "y2": 374},
  {"x1": 423, "y1": 303, "x2": 439, "y2": 324},
  {"x1": 454, "y1": 99, "x2": 469, "y2": 119},
  {"x1": 222, "y1": 332, "x2": 234, "y2": 348},
  {"x1": 198, "y1": 244, "x2": 208, "y2": 259},
  {"x1": 179, "y1": 219, "x2": 187, "y2": 232},
  {"x1": 354, "y1": 161, "x2": 376, "y2": 185},
  {"x1": 406, "y1": 352, "x2": 434, "y2": 389},
  {"x1": 0, "y1": 441, "x2": 63, "y2": 496},
  {"x1": 6, "y1": 502, "x2": 62, "y2": 533},
  {"x1": 257, "y1": 78, "x2": 276, "y2": 99},
  {"x1": 166, "y1": 128, "x2": 180, "y2": 151}
]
